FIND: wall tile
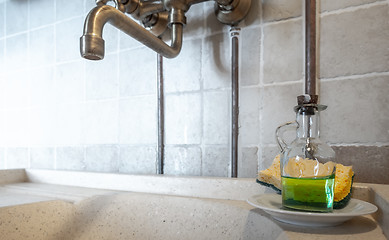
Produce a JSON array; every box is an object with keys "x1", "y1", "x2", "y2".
[
  {"x1": 0, "y1": 39, "x2": 4, "y2": 75},
  {"x1": 164, "y1": 38, "x2": 202, "y2": 93},
  {"x1": 29, "y1": 26, "x2": 55, "y2": 67},
  {"x1": 85, "y1": 100, "x2": 118, "y2": 144},
  {"x1": 241, "y1": 0, "x2": 261, "y2": 27},
  {"x1": 202, "y1": 33, "x2": 230, "y2": 90},
  {"x1": 84, "y1": 0, "x2": 96, "y2": 14},
  {"x1": 239, "y1": 147, "x2": 258, "y2": 177},
  {"x1": 119, "y1": 48, "x2": 156, "y2": 97},
  {"x1": 263, "y1": 19, "x2": 303, "y2": 84},
  {"x1": 6, "y1": 0, "x2": 28, "y2": 35},
  {"x1": 29, "y1": 0, "x2": 55, "y2": 29},
  {"x1": 240, "y1": 26, "x2": 261, "y2": 86},
  {"x1": 4, "y1": 69, "x2": 30, "y2": 109},
  {"x1": 203, "y1": 1, "x2": 227, "y2": 35},
  {"x1": 6, "y1": 148, "x2": 29, "y2": 169},
  {"x1": 56, "y1": 146, "x2": 85, "y2": 171},
  {"x1": 0, "y1": 76, "x2": 3, "y2": 111},
  {"x1": 119, "y1": 96, "x2": 157, "y2": 144},
  {"x1": 262, "y1": 0, "x2": 302, "y2": 22},
  {"x1": 55, "y1": 61, "x2": 85, "y2": 105},
  {"x1": 203, "y1": 91, "x2": 229, "y2": 144},
  {"x1": 320, "y1": 75, "x2": 389, "y2": 144},
  {"x1": 321, "y1": 0, "x2": 383, "y2": 12},
  {"x1": 0, "y1": 3, "x2": 4, "y2": 38},
  {"x1": 260, "y1": 145, "x2": 280, "y2": 170},
  {"x1": 5, "y1": 33, "x2": 28, "y2": 71},
  {"x1": 86, "y1": 53, "x2": 118, "y2": 100},
  {"x1": 333, "y1": 145, "x2": 389, "y2": 184},
  {"x1": 56, "y1": 17, "x2": 85, "y2": 62},
  {"x1": 119, "y1": 145, "x2": 156, "y2": 174},
  {"x1": 30, "y1": 66, "x2": 55, "y2": 108},
  {"x1": 85, "y1": 145, "x2": 119, "y2": 172},
  {"x1": 240, "y1": 87, "x2": 260, "y2": 145},
  {"x1": 165, "y1": 93, "x2": 202, "y2": 144},
  {"x1": 30, "y1": 106, "x2": 57, "y2": 146},
  {"x1": 56, "y1": 0, "x2": 84, "y2": 21},
  {"x1": 0, "y1": 148, "x2": 4, "y2": 169},
  {"x1": 262, "y1": 83, "x2": 302, "y2": 145},
  {"x1": 119, "y1": 31, "x2": 143, "y2": 50},
  {"x1": 4, "y1": 110, "x2": 29, "y2": 147},
  {"x1": 56, "y1": 103, "x2": 85, "y2": 145},
  {"x1": 101, "y1": 24, "x2": 119, "y2": 54},
  {"x1": 184, "y1": 3, "x2": 205, "y2": 39},
  {"x1": 202, "y1": 146, "x2": 229, "y2": 177},
  {"x1": 320, "y1": 4, "x2": 389, "y2": 78},
  {"x1": 0, "y1": 0, "x2": 387, "y2": 179},
  {"x1": 0, "y1": 111, "x2": 5, "y2": 146},
  {"x1": 164, "y1": 146, "x2": 202, "y2": 176},
  {"x1": 30, "y1": 147, "x2": 54, "y2": 169}
]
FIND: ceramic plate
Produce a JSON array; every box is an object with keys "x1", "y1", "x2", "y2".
[{"x1": 247, "y1": 194, "x2": 377, "y2": 227}]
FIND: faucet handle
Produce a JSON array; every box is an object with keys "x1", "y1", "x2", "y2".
[{"x1": 96, "y1": 0, "x2": 126, "y2": 12}]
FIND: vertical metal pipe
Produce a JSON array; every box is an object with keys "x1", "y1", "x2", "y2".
[
  {"x1": 156, "y1": 53, "x2": 165, "y2": 174},
  {"x1": 231, "y1": 27, "x2": 240, "y2": 178},
  {"x1": 305, "y1": 0, "x2": 317, "y2": 96}
]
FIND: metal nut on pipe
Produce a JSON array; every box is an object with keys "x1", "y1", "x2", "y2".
[
  {"x1": 80, "y1": 34, "x2": 105, "y2": 60},
  {"x1": 214, "y1": 0, "x2": 251, "y2": 25},
  {"x1": 168, "y1": 8, "x2": 187, "y2": 26},
  {"x1": 163, "y1": 0, "x2": 189, "y2": 12}
]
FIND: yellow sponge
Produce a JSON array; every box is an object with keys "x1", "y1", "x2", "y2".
[{"x1": 257, "y1": 155, "x2": 281, "y2": 191}]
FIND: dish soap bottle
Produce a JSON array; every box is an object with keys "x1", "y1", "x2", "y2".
[{"x1": 276, "y1": 95, "x2": 336, "y2": 212}]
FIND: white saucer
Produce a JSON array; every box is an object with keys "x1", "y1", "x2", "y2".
[{"x1": 247, "y1": 194, "x2": 377, "y2": 227}]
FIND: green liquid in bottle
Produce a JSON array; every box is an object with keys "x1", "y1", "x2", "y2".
[{"x1": 282, "y1": 174, "x2": 335, "y2": 212}]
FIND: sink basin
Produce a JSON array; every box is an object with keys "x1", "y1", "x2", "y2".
[{"x1": 0, "y1": 169, "x2": 387, "y2": 240}]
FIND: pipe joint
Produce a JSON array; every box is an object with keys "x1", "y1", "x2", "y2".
[
  {"x1": 96, "y1": 0, "x2": 126, "y2": 12},
  {"x1": 214, "y1": 0, "x2": 251, "y2": 25},
  {"x1": 163, "y1": 0, "x2": 189, "y2": 12},
  {"x1": 168, "y1": 8, "x2": 187, "y2": 26},
  {"x1": 123, "y1": 0, "x2": 140, "y2": 14}
]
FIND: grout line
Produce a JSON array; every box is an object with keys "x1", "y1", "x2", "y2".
[
  {"x1": 263, "y1": 16, "x2": 303, "y2": 28},
  {"x1": 320, "y1": 71, "x2": 389, "y2": 82},
  {"x1": 1, "y1": 1, "x2": 4, "y2": 39},
  {"x1": 27, "y1": 0, "x2": 31, "y2": 169},
  {"x1": 263, "y1": 79, "x2": 303, "y2": 87},
  {"x1": 53, "y1": 0, "x2": 57, "y2": 170},
  {"x1": 257, "y1": 0, "x2": 265, "y2": 172},
  {"x1": 330, "y1": 142, "x2": 389, "y2": 147},
  {"x1": 0, "y1": 1, "x2": 5, "y2": 169},
  {"x1": 199, "y1": 23, "x2": 205, "y2": 177},
  {"x1": 263, "y1": 142, "x2": 389, "y2": 147},
  {"x1": 320, "y1": 0, "x2": 388, "y2": 16}
]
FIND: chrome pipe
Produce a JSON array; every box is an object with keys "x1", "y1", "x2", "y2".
[
  {"x1": 156, "y1": 53, "x2": 165, "y2": 174},
  {"x1": 305, "y1": 0, "x2": 317, "y2": 98},
  {"x1": 231, "y1": 27, "x2": 240, "y2": 178},
  {"x1": 80, "y1": 5, "x2": 183, "y2": 60},
  {"x1": 138, "y1": 1, "x2": 165, "y2": 19}
]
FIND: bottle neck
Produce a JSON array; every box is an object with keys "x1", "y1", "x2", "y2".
[{"x1": 296, "y1": 107, "x2": 320, "y2": 139}]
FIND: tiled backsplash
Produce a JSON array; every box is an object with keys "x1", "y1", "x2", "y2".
[{"x1": 0, "y1": 0, "x2": 388, "y2": 182}]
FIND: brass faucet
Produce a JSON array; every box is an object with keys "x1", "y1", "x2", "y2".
[{"x1": 80, "y1": 0, "x2": 251, "y2": 60}]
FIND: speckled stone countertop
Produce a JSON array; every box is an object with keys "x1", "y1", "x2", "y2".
[{"x1": 0, "y1": 169, "x2": 388, "y2": 240}]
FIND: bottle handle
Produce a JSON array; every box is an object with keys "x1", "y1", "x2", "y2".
[{"x1": 275, "y1": 121, "x2": 298, "y2": 153}]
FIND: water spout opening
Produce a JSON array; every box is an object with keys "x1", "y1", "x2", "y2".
[{"x1": 80, "y1": 34, "x2": 105, "y2": 60}]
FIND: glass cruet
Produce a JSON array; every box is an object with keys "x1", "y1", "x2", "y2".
[{"x1": 276, "y1": 101, "x2": 336, "y2": 212}]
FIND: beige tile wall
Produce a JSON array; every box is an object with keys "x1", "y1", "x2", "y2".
[{"x1": 0, "y1": 0, "x2": 387, "y2": 182}]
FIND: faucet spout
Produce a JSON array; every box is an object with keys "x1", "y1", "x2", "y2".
[{"x1": 80, "y1": 5, "x2": 183, "y2": 60}]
